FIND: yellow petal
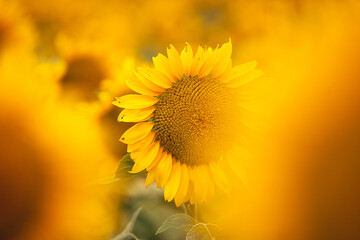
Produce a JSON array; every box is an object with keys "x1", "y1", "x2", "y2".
[
  {"x1": 218, "y1": 60, "x2": 233, "y2": 82},
  {"x1": 129, "y1": 141, "x2": 160, "y2": 173},
  {"x1": 153, "y1": 53, "x2": 173, "y2": 77},
  {"x1": 190, "y1": 45, "x2": 205, "y2": 76},
  {"x1": 212, "y1": 39, "x2": 232, "y2": 78},
  {"x1": 226, "y1": 151, "x2": 249, "y2": 186},
  {"x1": 174, "y1": 163, "x2": 190, "y2": 207},
  {"x1": 209, "y1": 159, "x2": 229, "y2": 192},
  {"x1": 119, "y1": 122, "x2": 153, "y2": 144},
  {"x1": 127, "y1": 131, "x2": 155, "y2": 153},
  {"x1": 138, "y1": 67, "x2": 173, "y2": 88},
  {"x1": 183, "y1": 166, "x2": 194, "y2": 204},
  {"x1": 134, "y1": 70, "x2": 165, "y2": 92},
  {"x1": 191, "y1": 166, "x2": 203, "y2": 204},
  {"x1": 118, "y1": 107, "x2": 155, "y2": 122},
  {"x1": 189, "y1": 165, "x2": 197, "y2": 182},
  {"x1": 164, "y1": 160, "x2": 182, "y2": 202},
  {"x1": 125, "y1": 78, "x2": 160, "y2": 96},
  {"x1": 115, "y1": 94, "x2": 159, "y2": 109},
  {"x1": 205, "y1": 179, "x2": 215, "y2": 204},
  {"x1": 145, "y1": 168, "x2": 157, "y2": 187},
  {"x1": 187, "y1": 167, "x2": 198, "y2": 205},
  {"x1": 180, "y1": 42, "x2": 193, "y2": 77},
  {"x1": 167, "y1": 44, "x2": 184, "y2": 80},
  {"x1": 193, "y1": 165, "x2": 214, "y2": 204},
  {"x1": 226, "y1": 69, "x2": 263, "y2": 88},
  {"x1": 146, "y1": 147, "x2": 165, "y2": 171},
  {"x1": 222, "y1": 61, "x2": 258, "y2": 83},
  {"x1": 156, "y1": 153, "x2": 172, "y2": 188},
  {"x1": 198, "y1": 47, "x2": 215, "y2": 78},
  {"x1": 188, "y1": 180, "x2": 196, "y2": 205}
]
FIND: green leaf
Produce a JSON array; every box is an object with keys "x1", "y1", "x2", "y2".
[
  {"x1": 156, "y1": 213, "x2": 198, "y2": 235},
  {"x1": 115, "y1": 154, "x2": 146, "y2": 179},
  {"x1": 186, "y1": 223, "x2": 215, "y2": 240}
]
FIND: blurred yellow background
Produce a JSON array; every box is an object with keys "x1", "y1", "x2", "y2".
[{"x1": 1, "y1": 0, "x2": 360, "y2": 239}]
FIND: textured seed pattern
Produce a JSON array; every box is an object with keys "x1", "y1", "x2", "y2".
[{"x1": 152, "y1": 76, "x2": 240, "y2": 166}]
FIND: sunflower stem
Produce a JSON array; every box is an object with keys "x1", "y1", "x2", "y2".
[
  {"x1": 184, "y1": 202, "x2": 198, "y2": 221},
  {"x1": 194, "y1": 203, "x2": 199, "y2": 221}
]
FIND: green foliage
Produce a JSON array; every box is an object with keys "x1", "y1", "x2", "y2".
[
  {"x1": 156, "y1": 213, "x2": 219, "y2": 240},
  {"x1": 156, "y1": 214, "x2": 197, "y2": 235},
  {"x1": 187, "y1": 223, "x2": 218, "y2": 240}
]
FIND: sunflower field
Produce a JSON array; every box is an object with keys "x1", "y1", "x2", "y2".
[{"x1": 1, "y1": 0, "x2": 360, "y2": 239}]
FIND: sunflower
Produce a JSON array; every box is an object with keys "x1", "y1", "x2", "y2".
[
  {"x1": 0, "y1": 0, "x2": 35, "y2": 53},
  {"x1": 113, "y1": 39, "x2": 263, "y2": 206},
  {"x1": 0, "y1": 56, "x2": 118, "y2": 239}
]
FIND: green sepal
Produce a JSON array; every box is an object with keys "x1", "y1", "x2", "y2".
[{"x1": 115, "y1": 154, "x2": 147, "y2": 179}]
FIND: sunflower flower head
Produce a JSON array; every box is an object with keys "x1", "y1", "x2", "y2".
[
  {"x1": 0, "y1": 63, "x2": 119, "y2": 239},
  {"x1": 114, "y1": 39, "x2": 263, "y2": 206}
]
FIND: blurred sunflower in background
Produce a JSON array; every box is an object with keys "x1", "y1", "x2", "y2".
[
  {"x1": 0, "y1": 69, "x2": 119, "y2": 240},
  {"x1": 0, "y1": 2, "x2": 120, "y2": 239},
  {"x1": 0, "y1": 0, "x2": 35, "y2": 54},
  {"x1": 114, "y1": 39, "x2": 263, "y2": 206}
]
